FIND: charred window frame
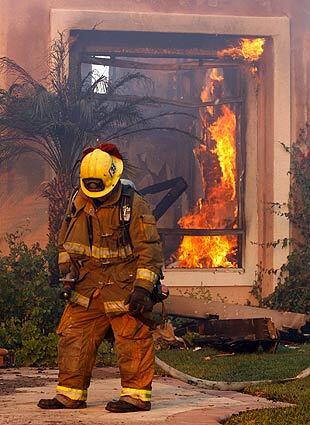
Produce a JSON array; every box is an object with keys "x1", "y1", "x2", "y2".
[{"x1": 69, "y1": 30, "x2": 246, "y2": 269}]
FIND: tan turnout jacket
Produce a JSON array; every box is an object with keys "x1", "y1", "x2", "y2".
[{"x1": 58, "y1": 183, "x2": 164, "y2": 314}]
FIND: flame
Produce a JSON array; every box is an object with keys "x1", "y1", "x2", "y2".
[
  {"x1": 209, "y1": 105, "x2": 236, "y2": 200},
  {"x1": 218, "y1": 38, "x2": 265, "y2": 62},
  {"x1": 200, "y1": 68, "x2": 223, "y2": 103},
  {"x1": 210, "y1": 68, "x2": 224, "y2": 82},
  {"x1": 178, "y1": 235, "x2": 237, "y2": 268},
  {"x1": 176, "y1": 68, "x2": 238, "y2": 269}
]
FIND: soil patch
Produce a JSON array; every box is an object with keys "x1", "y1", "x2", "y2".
[{"x1": 0, "y1": 370, "x2": 56, "y2": 396}]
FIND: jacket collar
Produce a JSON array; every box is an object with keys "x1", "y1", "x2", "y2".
[{"x1": 75, "y1": 184, "x2": 122, "y2": 216}]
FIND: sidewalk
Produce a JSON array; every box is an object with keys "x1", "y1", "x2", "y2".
[{"x1": 0, "y1": 368, "x2": 288, "y2": 425}]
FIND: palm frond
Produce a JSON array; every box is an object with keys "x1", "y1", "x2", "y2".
[
  {"x1": 0, "y1": 57, "x2": 41, "y2": 88},
  {"x1": 0, "y1": 32, "x2": 200, "y2": 246},
  {"x1": 106, "y1": 72, "x2": 153, "y2": 96}
]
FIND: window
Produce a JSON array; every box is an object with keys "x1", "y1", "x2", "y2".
[{"x1": 73, "y1": 30, "x2": 246, "y2": 269}]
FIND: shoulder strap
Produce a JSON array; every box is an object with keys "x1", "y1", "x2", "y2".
[
  {"x1": 69, "y1": 188, "x2": 94, "y2": 247},
  {"x1": 119, "y1": 184, "x2": 135, "y2": 245},
  {"x1": 120, "y1": 184, "x2": 135, "y2": 223},
  {"x1": 64, "y1": 187, "x2": 79, "y2": 222}
]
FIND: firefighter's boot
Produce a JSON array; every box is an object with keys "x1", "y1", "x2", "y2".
[
  {"x1": 105, "y1": 397, "x2": 151, "y2": 413},
  {"x1": 37, "y1": 395, "x2": 87, "y2": 409}
]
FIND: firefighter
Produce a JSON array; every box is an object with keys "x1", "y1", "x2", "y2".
[{"x1": 38, "y1": 144, "x2": 163, "y2": 412}]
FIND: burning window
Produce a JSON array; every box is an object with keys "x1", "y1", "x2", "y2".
[
  {"x1": 176, "y1": 68, "x2": 240, "y2": 269},
  {"x1": 74, "y1": 31, "x2": 265, "y2": 270}
]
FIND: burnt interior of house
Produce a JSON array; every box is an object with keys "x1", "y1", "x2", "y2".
[{"x1": 70, "y1": 30, "x2": 269, "y2": 271}]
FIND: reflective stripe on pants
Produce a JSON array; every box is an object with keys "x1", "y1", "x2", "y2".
[
  {"x1": 56, "y1": 385, "x2": 87, "y2": 401},
  {"x1": 120, "y1": 387, "x2": 152, "y2": 402}
]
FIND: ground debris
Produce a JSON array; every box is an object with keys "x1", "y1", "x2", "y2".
[{"x1": 0, "y1": 374, "x2": 55, "y2": 396}]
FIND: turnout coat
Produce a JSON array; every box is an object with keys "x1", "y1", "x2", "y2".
[{"x1": 58, "y1": 183, "x2": 164, "y2": 315}]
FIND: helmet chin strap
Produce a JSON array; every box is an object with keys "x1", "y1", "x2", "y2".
[{"x1": 91, "y1": 181, "x2": 121, "y2": 204}]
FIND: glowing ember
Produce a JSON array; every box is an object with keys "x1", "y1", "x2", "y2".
[
  {"x1": 176, "y1": 68, "x2": 238, "y2": 268},
  {"x1": 218, "y1": 38, "x2": 265, "y2": 62}
]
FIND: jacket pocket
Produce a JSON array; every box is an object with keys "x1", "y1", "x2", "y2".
[
  {"x1": 99, "y1": 225, "x2": 132, "y2": 259},
  {"x1": 113, "y1": 262, "x2": 136, "y2": 289},
  {"x1": 140, "y1": 214, "x2": 160, "y2": 242}
]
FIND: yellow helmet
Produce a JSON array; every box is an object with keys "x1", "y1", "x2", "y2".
[{"x1": 80, "y1": 147, "x2": 123, "y2": 198}]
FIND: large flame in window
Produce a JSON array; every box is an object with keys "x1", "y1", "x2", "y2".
[
  {"x1": 176, "y1": 69, "x2": 238, "y2": 268},
  {"x1": 173, "y1": 38, "x2": 266, "y2": 268}
]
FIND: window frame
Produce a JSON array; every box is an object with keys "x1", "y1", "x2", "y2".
[{"x1": 70, "y1": 30, "x2": 246, "y2": 269}]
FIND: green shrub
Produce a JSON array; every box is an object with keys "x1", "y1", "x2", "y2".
[
  {"x1": 0, "y1": 231, "x2": 63, "y2": 365},
  {"x1": 262, "y1": 248, "x2": 310, "y2": 313},
  {"x1": 251, "y1": 126, "x2": 310, "y2": 313},
  {"x1": 263, "y1": 127, "x2": 310, "y2": 314},
  {"x1": 96, "y1": 340, "x2": 117, "y2": 367}
]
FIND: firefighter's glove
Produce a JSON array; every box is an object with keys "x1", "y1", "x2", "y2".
[{"x1": 125, "y1": 287, "x2": 154, "y2": 316}]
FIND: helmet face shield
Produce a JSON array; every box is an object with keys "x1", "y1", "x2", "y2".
[{"x1": 82, "y1": 178, "x2": 105, "y2": 193}]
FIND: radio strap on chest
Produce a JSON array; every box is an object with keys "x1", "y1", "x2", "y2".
[
  {"x1": 119, "y1": 184, "x2": 135, "y2": 246},
  {"x1": 66, "y1": 184, "x2": 135, "y2": 251}
]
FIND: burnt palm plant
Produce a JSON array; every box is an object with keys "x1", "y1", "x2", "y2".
[{"x1": 0, "y1": 33, "x2": 196, "y2": 250}]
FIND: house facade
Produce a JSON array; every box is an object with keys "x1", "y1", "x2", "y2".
[{"x1": 0, "y1": 0, "x2": 309, "y2": 304}]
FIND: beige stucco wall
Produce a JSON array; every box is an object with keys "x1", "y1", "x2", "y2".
[
  {"x1": 0, "y1": 0, "x2": 309, "y2": 304},
  {"x1": 171, "y1": 285, "x2": 256, "y2": 305}
]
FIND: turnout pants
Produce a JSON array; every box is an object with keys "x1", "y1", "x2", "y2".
[{"x1": 55, "y1": 290, "x2": 154, "y2": 404}]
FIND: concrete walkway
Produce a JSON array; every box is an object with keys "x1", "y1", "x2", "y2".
[{"x1": 0, "y1": 368, "x2": 288, "y2": 425}]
